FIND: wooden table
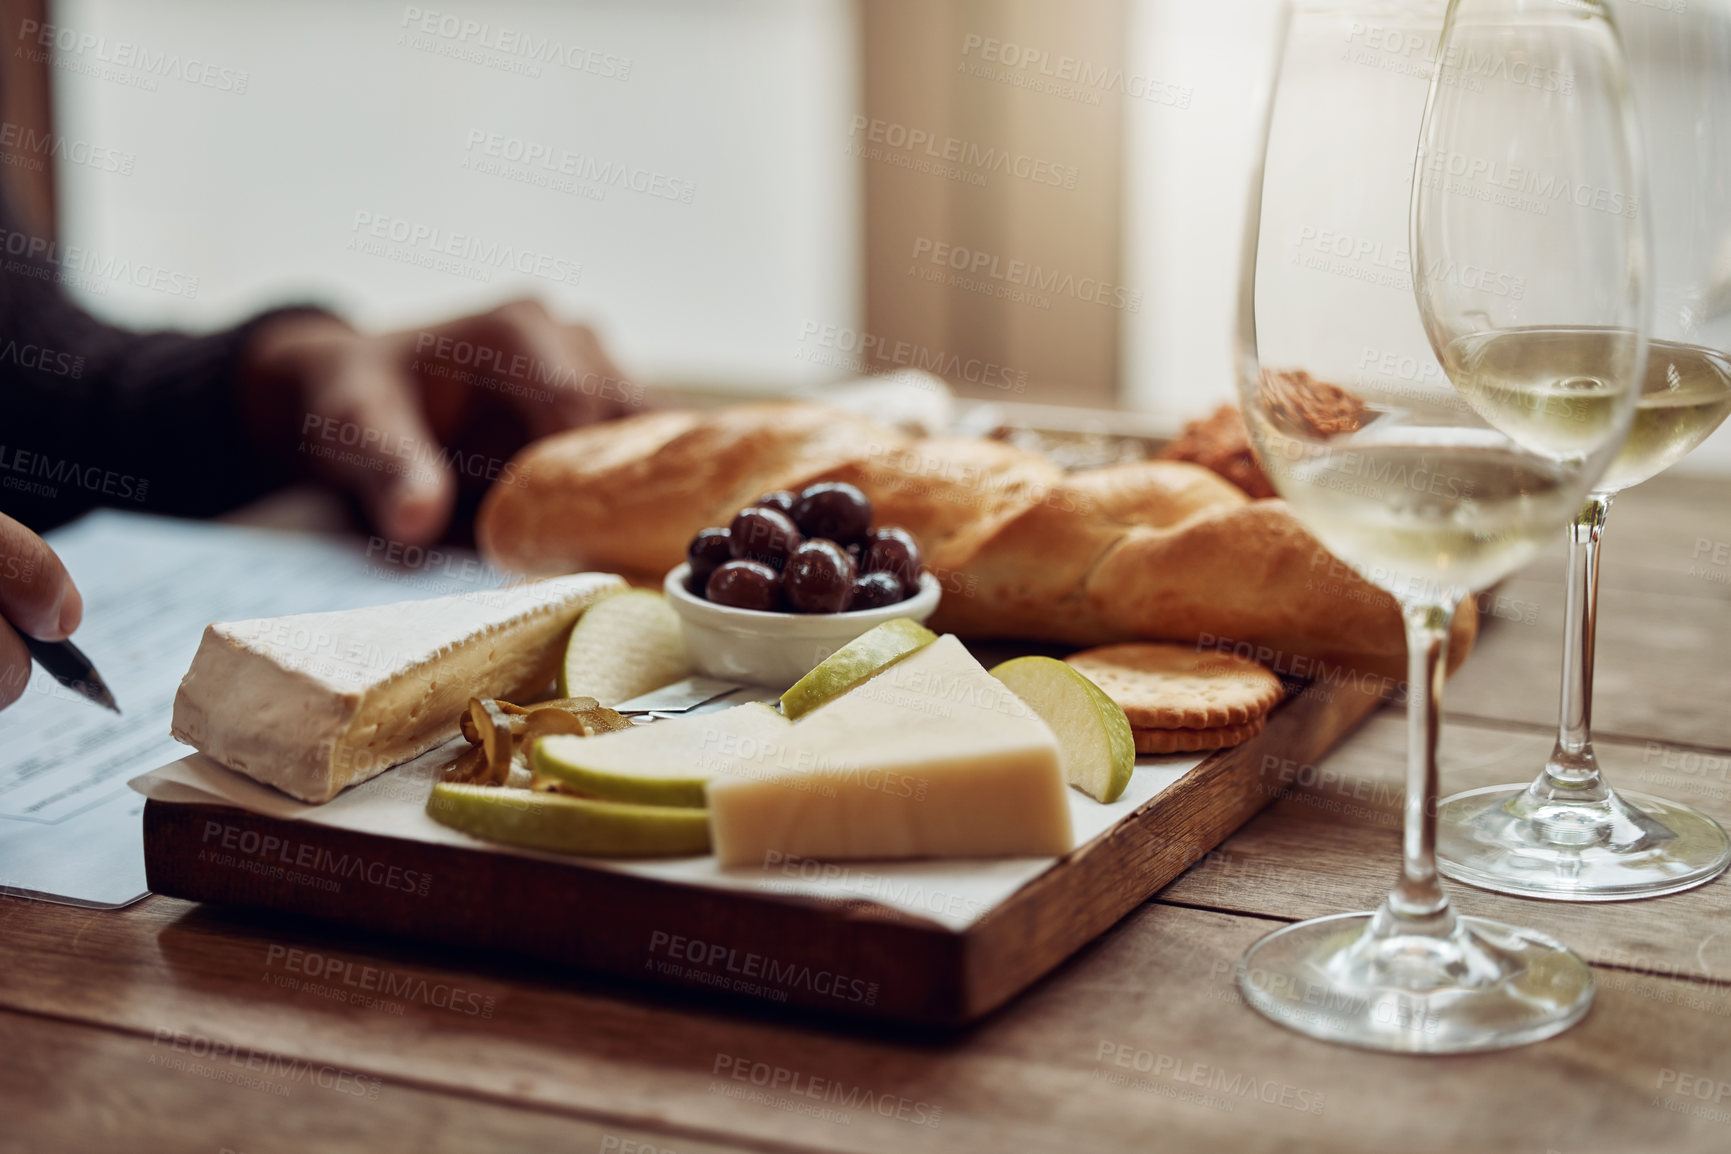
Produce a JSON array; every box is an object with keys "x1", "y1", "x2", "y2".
[{"x1": 6, "y1": 475, "x2": 1731, "y2": 1154}]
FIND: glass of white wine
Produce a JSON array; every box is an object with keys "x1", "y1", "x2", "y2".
[
  {"x1": 1435, "y1": 1, "x2": 1731, "y2": 900},
  {"x1": 1234, "y1": 0, "x2": 1646, "y2": 1052}
]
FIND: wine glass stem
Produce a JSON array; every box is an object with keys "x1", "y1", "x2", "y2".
[
  {"x1": 1543, "y1": 493, "x2": 1614, "y2": 797},
  {"x1": 1386, "y1": 599, "x2": 1458, "y2": 925}
]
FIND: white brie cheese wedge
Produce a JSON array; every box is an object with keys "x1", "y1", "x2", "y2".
[
  {"x1": 171, "y1": 573, "x2": 623, "y2": 802},
  {"x1": 707, "y1": 635, "x2": 1072, "y2": 866}
]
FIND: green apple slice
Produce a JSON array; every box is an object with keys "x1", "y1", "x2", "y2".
[
  {"x1": 426, "y1": 782, "x2": 710, "y2": 857},
  {"x1": 779, "y1": 618, "x2": 939, "y2": 720},
  {"x1": 990, "y1": 656, "x2": 1136, "y2": 803},
  {"x1": 530, "y1": 702, "x2": 787, "y2": 807},
  {"x1": 558, "y1": 590, "x2": 692, "y2": 706}
]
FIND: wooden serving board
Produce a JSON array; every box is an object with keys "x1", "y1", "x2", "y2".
[{"x1": 142, "y1": 677, "x2": 1386, "y2": 1027}]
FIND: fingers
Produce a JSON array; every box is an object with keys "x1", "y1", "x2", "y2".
[
  {"x1": 482, "y1": 300, "x2": 587, "y2": 438},
  {"x1": 403, "y1": 299, "x2": 637, "y2": 439},
  {"x1": 305, "y1": 347, "x2": 457, "y2": 545},
  {"x1": 0, "y1": 512, "x2": 81, "y2": 641},
  {"x1": 0, "y1": 619, "x2": 28, "y2": 712},
  {"x1": 299, "y1": 299, "x2": 631, "y2": 544},
  {"x1": 560, "y1": 319, "x2": 639, "y2": 423},
  {"x1": 468, "y1": 300, "x2": 593, "y2": 438}
]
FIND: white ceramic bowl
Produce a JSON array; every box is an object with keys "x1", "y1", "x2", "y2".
[{"x1": 663, "y1": 564, "x2": 941, "y2": 688}]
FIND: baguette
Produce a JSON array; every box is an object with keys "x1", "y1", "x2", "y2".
[
  {"x1": 477, "y1": 403, "x2": 1476, "y2": 680},
  {"x1": 477, "y1": 403, "x2": 908, "y2": 577}
]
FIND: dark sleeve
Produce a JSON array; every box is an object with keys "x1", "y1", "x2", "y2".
[{"x1": 0, "y1": 197, "x2": 328, "y2": 533}]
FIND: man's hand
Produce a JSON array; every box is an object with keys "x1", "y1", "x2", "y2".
[
  {"x1": 242, "y1": 299, "x2": 638, "y2": 545},
  {"x1": 0, "y1": 513, "x2": 83, "y2": 711}
]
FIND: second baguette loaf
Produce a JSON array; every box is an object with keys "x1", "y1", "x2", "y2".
[{"x1": 478, "y1": 403, "x2": 1475, "y2": 681}]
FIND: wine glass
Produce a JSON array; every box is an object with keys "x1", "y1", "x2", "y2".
[
  {"x1": 1435, "y1": 0, "x2": 1731, "y2": 900},
  {"x1": 1234, "y1": 0, "x2": 1647, "y2": 1052}
]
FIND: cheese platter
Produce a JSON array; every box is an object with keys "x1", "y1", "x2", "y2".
[{"x1": 139, "y1": 661, "x2": 1383, "y2": 1025}]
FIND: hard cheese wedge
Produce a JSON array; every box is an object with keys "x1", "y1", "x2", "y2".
[
  {"x1": 171, "y1": 573, "x2": 623, "y2": 803},
  {"x1": 707, "y1": 635, "x2": 1072, "y2": 867},
  {"x1": 531, "y1": 701, "x2": 789, "y2": 808}
]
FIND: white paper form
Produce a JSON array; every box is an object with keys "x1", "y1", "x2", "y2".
[{"x1": 0, "y1": 509, "x2": 501, "y2": 907}]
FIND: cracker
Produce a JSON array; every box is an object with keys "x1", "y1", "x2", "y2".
[
  {"x1": 1065, "y1": 642, "x2": 1282, "y2": 729},
  {"x1": 1132, "y1": 717, "x2": 1265, "y2": 755}
]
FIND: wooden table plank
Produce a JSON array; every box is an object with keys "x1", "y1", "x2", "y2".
[
  {"x1": 1440, "y1": 472, "x2": 1731, "y2": 744},
  {"x1": 1582, "y1": 473, "x2": 1731, "y2": 598},
  {"x1": 1161, "y1": 711, "x2": 1731, "y2": 982},
  {"x1": 0, "y1": 1006, "x2": 771, "y2": 1154},
  {"x1": 1496, "y1": 472, "x2": 1731, "y2": 600},
  {"x1": 1443, "y1": 574, "x2": 1731, "y2": 748},
  {"x1": 3, "y1": 896, "x2": 1730, "y2": 1154}
]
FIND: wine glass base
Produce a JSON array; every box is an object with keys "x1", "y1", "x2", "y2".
[
  {"x1": 1237, "y1": 911, "x2": 1594, "y2": 1054},
  {"x1": 1437, "y1": 786, "x2": 1731, "y2": 901}
]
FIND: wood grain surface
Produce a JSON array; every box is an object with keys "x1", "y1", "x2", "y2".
[{"x1": 7, "y1": 475, "x2": 1731, "y2": 1152}]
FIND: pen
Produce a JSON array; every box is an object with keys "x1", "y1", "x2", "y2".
[{"x1": 22, "y1": 635, "x2": 120, "y2": 714}]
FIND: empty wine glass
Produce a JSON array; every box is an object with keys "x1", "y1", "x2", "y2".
[
  {"x1": 1234, "y1": 0, "x2": 1646, "y2": 1052},
  {"x1": 1435, "y1": 0, "x2": 1731, "y2": 900}
]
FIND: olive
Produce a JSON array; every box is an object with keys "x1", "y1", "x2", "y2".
[
  {"x1": 846, "y1": 571, "x2": 904, "y2": 611},
  {"x1": 791, "y1": 482, "x2": 873, "y2": 546},
  {"x1": 754, "y1": 490, "x2": 798, "y2": 516},
  {"x1": 784, "y1": 539, "x2": 857, "y2": 614},
  {"x1": 728, "y1": 506, "x2": 801, "y2": 569},
  {"x1": 705, "y1": 560, "x2": 781, "y2": 611},
  {"x1": 686, "y1": 527, "x2": 733, "y2": 594},
  {"x1": 862, "y1": 526, "x2": 923, "y2": 595}
]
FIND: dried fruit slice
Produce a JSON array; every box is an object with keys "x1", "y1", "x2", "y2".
[
  {"x1": 442, "y1": 745, "x2": 490, "y2": 784},
  {"x1": 460, "y1": 697, "x2": 601, "y2": 743},
  {"x1": 466, "y1": 698, "x2": 518, "y2": 785}
]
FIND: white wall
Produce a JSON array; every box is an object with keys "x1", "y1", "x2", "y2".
[
  {"x1": 1121, "y1": 0, "x2": 1283, "y2": 424},
  {"x1": 48, "y1": 0, "x2": 859, "y2": 388}
]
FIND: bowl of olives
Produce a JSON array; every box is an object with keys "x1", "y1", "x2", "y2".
[{"x1": 663, "y1": 482, "x2": 941, "y2": 687}]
